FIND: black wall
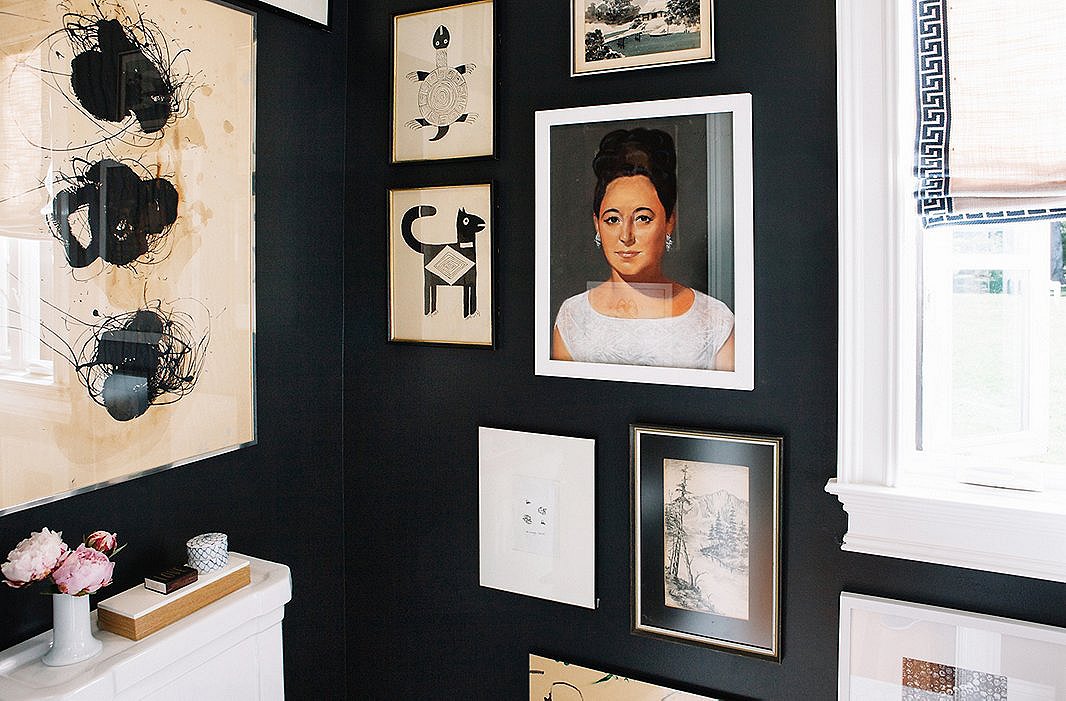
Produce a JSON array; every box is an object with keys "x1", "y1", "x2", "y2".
[
  {"x1": 6, "y1": 1, "x2": 1066, "y2": 699},
  {"x1": 0, "y1": 3, "x2": 347, "y2": 698},
  {"x1": 345, "y1": 1, "x2": 1066, "y2": 700}
]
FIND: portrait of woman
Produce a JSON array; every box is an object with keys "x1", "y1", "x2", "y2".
[
  {"x1": 535, "y1": 95, "x2": 754, "y2": 390},
  {"x1": 550, "y1": 127, "x2": 735, "y2": 371}
]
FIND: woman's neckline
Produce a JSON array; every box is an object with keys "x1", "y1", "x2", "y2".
[{"x1": 585, "y1": 283, "x2": 697, "y2": 320}]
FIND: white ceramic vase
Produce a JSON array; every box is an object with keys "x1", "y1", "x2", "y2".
[{"x1": 42, "y1": 593, "x2": 103, "y2": 667}]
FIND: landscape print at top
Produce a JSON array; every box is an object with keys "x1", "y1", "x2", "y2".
[
  {"x1": 0, "y1": 0, "x2": 255, "y2": 513},
  {"x1": 663, "y1": 457, "x2": 749, "y2": 620},
  {"x1": 573, "y1": 0, "x2": 713, "y2": 74}
]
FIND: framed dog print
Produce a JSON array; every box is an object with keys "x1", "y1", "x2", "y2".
[
  {"x1": 840, "y1": 593, "x2": 1066, "y2": 699},
  {"x1": 632, "y1": 425, "x2": 781, "y2": 659},
  {"x1": 392, "y1": 0, "x2": 495, "y2": 163},
  {"x1": 389, "y1": 184, "x2": 494, "y2": 346},
  {"x1": 572, "y1": 0, "x2": 714, "y2": 76},
  {"x1": 535, "y1": 94, "x2": 754, "y2": 390}
]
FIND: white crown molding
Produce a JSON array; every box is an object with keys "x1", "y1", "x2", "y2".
[{"x1": 827, "y1": 479, "x2": 1066, "y2": 582}]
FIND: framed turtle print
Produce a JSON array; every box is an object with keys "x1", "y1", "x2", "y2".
[
  {"x1": 632, "y1": 425, "x2": 781, "y2": 659},
  {"x1": 388, "y1": 183, "x2": 494, "y2": 346},
  {"x1": 392, "y1": 0, "x2": 495, "y2": 163}
]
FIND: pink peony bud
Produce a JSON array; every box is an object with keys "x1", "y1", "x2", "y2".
[
  {"x1": 2, "y1": 528, "x2": 68, "y2": 589},
  {"x1": 84, "y1": 531, "x2": 119, "y2": 557},
  {"x1": 50, "y1": 544, "x2": 114, "y2": 596}
]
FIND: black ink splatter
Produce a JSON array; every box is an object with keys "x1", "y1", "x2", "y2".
[
  {"x1": 72, "y1": 304, "x2": 208, "y2": 421},
  {"x1": 1, "y1": 283, "x2": 209, "y2": 422},
  {"x1": 63, "y1": 6, "x2": 182, "y2": 133},
  {"x1": 47, "y1": 158, "x2": 178, "y2": 269}
]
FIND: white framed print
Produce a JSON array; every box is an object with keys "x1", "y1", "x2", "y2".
[
  {"x1": 257, "y1": 0, "x2": 330, "y2": 27},
  {"x1": 840, "y1": 592, "x2": 1066, "y2": 700},
  {"x1": 534, "y1": 94, "x2": 754, "y2": 390},
  {"x1": 478, "y1": 427, "x2": 596, "y2": 608}
]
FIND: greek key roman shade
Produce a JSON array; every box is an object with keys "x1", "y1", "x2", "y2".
[{"x1": 915, "y1": 0, "x2": 1066, "y2": 226}]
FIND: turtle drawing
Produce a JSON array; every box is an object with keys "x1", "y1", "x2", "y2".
[{"x1": 405, "y1": 25, "x2": 478, "y2": 142}]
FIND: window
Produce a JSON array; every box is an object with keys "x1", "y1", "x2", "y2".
[
  {"x1": 827, "y1": 0, "x2": 1066, "y2": 581},
  {"x1": 0, "y1": 48, "x2": 55, "y2": 385},
  {"x1": 0, "y1": 236, "x2": 55, "y2": 384}
]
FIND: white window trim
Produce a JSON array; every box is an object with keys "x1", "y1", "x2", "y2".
[{"x1": 825, "y1": 0, "x2": 1066, "y2": 583}]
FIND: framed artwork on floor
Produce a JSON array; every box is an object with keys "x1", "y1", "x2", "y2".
[
  {"x1": 479, "y1": 427, "x2": 596, "y2": 608},
  {"x1": 388, "y1": 183, "x2": 494, "y2": 346},
  {"x1": 632, "y1": 425, "x2": 781, "y2": 659},
  {"x1": 571, "y1": 0, "x2": 714, "y2": 76},
  {"x1": 840, "y1": 592, "x2": 1066, "y2": 700},
  {"x1": 529, "y1": 654, "x2": 721, "y2": 700},
  {"x1": 534, "y1": 94, "x2": 754, "y2": 390},
  {"x1": 0, "y1": 0, "x2": 256, "y2": 515},
  {"x1": 392, "y1": 0, "x2": 495, "y2": 163}
]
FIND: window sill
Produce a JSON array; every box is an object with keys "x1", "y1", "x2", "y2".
[{"x1": 825, "y1": 478, "x2": 1066, "y2": 582}]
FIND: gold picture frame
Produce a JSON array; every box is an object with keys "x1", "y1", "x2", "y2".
[
  {"x1": 632, "y1": 424, "x2": 782, "y2": 659},
  {"x1": 391, "y1": 0, "x2": 495, "y2": 163},
  {"x1": 388, "y1": 183, "x2": 494, "y2": 347},
  {"x1": 571, "y1": 0, "x2": 714, "y2": 76}
]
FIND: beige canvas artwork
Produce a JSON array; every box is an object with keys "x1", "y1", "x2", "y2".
[
  {"x1": 529, "y1": 655, "x2": 718, "y2": 700},
  {"x1": 0, "y1": 0, "x2": 255, "y2": 513}
]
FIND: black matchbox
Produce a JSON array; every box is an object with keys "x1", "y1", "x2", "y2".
[{"x1": 144, "y1": 564, "x2": 198, "y2": 594}]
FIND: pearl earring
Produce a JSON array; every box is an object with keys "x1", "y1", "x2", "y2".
[
  {"x1": 594, "y1": 232, "x2": 602, "y2": 248},
  {"x1": 665, "y1": 234, "x2": 674, "y2": 252}
]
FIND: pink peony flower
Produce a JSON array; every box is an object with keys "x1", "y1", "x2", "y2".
[
  {"x1": 2, "y1": 528, "x2": 68, "y2": 588},
  {"x1": 50, "y1": 545, "x2": 114, "y2": 596},
  {"x1": 84, "y1": 531, "x2": 119, "y2": 557}
]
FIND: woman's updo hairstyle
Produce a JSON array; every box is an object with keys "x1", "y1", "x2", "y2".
[{"x1": 592, "y1": 127, "x2": 677, "y2": 218}]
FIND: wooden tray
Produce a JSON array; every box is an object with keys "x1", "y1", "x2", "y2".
[{"x1": 97, "y1": 555, "x2": 251, "y2": 641}]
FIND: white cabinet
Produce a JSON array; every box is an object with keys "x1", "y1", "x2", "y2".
[{"x1": 0, "y1": 554, "x2": 291, "y2": 701}]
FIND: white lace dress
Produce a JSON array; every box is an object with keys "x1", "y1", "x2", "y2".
[{"x1": 554, "y1": 289, "x2": 735, "y2": 370}]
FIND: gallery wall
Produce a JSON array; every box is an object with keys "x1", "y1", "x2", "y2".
[
  {"x1": 0, "y1": 2, "x2": 347, "y2": 697},
  {"x1": 344, "y1": 0, "x2": 1066, "y2": 699}
]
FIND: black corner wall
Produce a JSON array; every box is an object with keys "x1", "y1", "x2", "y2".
[
  {"x1": 344, "y1": 1, "x2": 1066, "y2": 700},
  {"x1": 0, "y1": 3, "x2": 347, "y2": 698}
]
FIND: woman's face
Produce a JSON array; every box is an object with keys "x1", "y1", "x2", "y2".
[{"x1": 593, "y1": 175, "x2": 675, "y2": 281}]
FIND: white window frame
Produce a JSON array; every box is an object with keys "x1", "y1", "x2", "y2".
[{"x1": 825, "y1": 0, "x2": 1066, "y2": 582}]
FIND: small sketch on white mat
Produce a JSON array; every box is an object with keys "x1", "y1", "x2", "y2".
[{"x1": 512, "y1": 474, "x2": 557, "y2": 557}]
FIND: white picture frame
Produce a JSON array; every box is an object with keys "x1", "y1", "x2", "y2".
[
  {"x1": 534, "y1": 94, "x2": 754, "y2": 390},
  {"x1": 478, "y1": 427, "x2": 596, "y2": 608},
  {"x1": 840, "y1": 592, "x2": 1066, "y2": 700},
  {"x1": 258, "y1": 0, "x2": 330, "y2": 27}
]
